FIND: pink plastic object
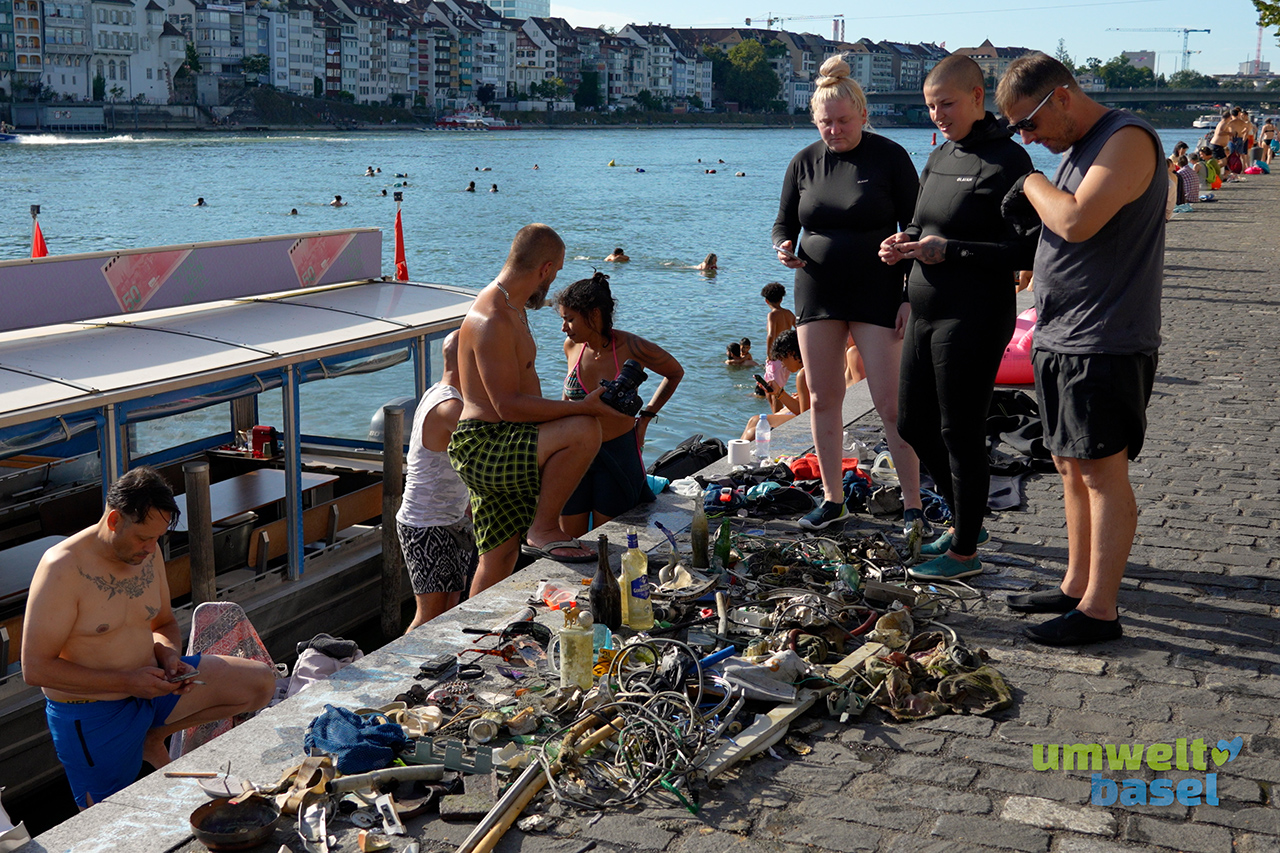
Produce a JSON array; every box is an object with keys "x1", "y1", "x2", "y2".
[
  {"x1": 996, "y1": 306, "x2": 1036, "y2": 385},
  {"x1": 536, "y1": 580, "x2": 578, "y2": 610}
]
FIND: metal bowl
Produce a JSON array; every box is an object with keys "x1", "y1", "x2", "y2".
[{"x1": 189, "y1": 796, "x2": 281, "y2": 851}]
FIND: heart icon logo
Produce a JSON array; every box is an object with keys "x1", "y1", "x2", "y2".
[{"x1": 1212, "y1": 737, "x2": 1243, "y2": 766}]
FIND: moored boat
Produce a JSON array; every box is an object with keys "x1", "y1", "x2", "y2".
[
  {"x1": 1192, "y1": 114, "x2": 1219, "y2": 129},
  {"x1": 433, "y1": 111, "x2": 521, "y2": 130},
  {"x1": 0, "y1": 228, "x2": 472, "y2": 800}
]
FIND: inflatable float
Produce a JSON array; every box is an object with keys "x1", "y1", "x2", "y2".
[{"x1": 995, "y1": 306, "x2": 1036, "y2": 385}]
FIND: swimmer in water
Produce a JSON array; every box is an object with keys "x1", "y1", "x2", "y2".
[
  {"x1": 466, "y1": 181, "x2": 476, "y2": 192},
  {"x1": 365, "y1": 166, "x2": 375, "y2": 176},
  {"x1": 490, "y1": 183, "x2": 499, "y2": 192},
  {"x1": 288, "y1": 208, "x2": 298, "y2": 215},
  {"x1": 330, "y1": 195, "x2": 346, "y2": 207},
  {"x1": 696, "y1": 253, "x2": 718, "y2": 271},
  {"x1": 380, "y1": 189, "x2": 387, "y2": 196},
  {"x1": 533, "y1": 164, "x2": 540, "y2": 170},
  {"x1": 604, "y1": 247, "x2": 630, "y2": 263},
  {"x1": 395, "y1": 172, "x2": 408, "y2": 178},
  {"x1": 193, "y1": 197, "x2": 207, "y2": 206}
]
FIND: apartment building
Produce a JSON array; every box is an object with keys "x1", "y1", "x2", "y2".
[
  {"x1": 480, "y1": 0, "x2": 544, "y2": 19},
  {"x1": 0, "y1": 0, "x2": 13, "y2": 94},
  {"x1": 41, "y1": 0, "x2": 90, "y2": 99}
]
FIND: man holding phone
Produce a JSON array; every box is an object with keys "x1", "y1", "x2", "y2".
[{"x1": 22, "y1": 467, "x2": 276, "y2": 808}]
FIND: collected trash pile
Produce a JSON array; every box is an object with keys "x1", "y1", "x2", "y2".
[{"x1": 179, "y1": 522, "x2": 1012, "y2": 853}]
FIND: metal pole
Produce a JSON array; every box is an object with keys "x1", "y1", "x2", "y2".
[
  {"x1": 380, "y1": 405, "x2": 405, "y2": 640},
  {"x1": 183, "y1": 461, "x2": 216, "y2": 605},
  {"x1": 282, "y1": 366, "x2": 303, "y2": 580}
]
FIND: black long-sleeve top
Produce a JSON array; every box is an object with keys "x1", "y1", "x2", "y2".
[
  {"x1": 772, "y1": 132, "x2": 919, "y2": 327},
  {"x1": 904, "y1": 113, "x2": 1037, "y2": 320}
]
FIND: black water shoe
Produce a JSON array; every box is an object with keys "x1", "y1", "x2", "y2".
[
  {"x1": 1024, "y1": 610, "x2": 1122, "y2": 646},
  {"x1": 1007, "y1": 589, "x2": 1082, "y2": 613}
]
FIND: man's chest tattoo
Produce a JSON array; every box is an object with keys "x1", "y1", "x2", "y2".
[{"x1": 79, "y1": 560, "x2": 154, "y2": 600}]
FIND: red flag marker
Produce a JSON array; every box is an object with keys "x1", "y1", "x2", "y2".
[
  {"x1": 31, "y1": 219, "x2": 48, "y2": 258},
  {"x1": 394, "y1": 205, "x2": 408, "y2": 282}
]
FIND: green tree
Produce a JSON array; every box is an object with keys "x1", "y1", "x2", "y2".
[
  {"x1": 635, "y1": 88, "x2": 660, "y2": 110},
  {"x1": 314, "y1": 76, "x2": 323, "y2": 98},
  {"x1": 1099, "y1": 55, "x2": 1155, "y2": 89},
  {"x1": 687, "y1": 94, "x2": 704, "y2": 110},
  {"x1": 1054, "y1": 38, "x2": 1076, "y2": 74},
  {"x1": 1168, "y1": 69, "x2": 1218, "y2": 88},
  {"x1": 175, "y1": 42, "x2": 202, "y2": 78},
  {"x1": 476, "y1": 82, "x2": 496, "y2": 105},
  {"x1": 1082, "y1": 56, "x2": 1102, "y2": 73},
  {"x1": 574, "y1": 71, "x2": 601, "y2": 109},
  {"x1": 242, "y1": 53, "x2": 270, "y2": 81},
  {"x1": 92, "y1": 72, "x2": 106, "y2": 101},
  {"x1": 724, "y1": 39, "x2": 780, "y2": 111},
  {"x1": 701, "y1": 43, "x2": 729, "y2": 96}
]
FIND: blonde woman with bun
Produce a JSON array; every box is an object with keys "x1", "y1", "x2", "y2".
[{"x1": 772, "y1": 55, "x2": 924, "y2": 534}]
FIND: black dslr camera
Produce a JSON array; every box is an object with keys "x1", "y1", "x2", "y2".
[{"x1": 599, "y1": 359, "x2": 648, "y2": 416}]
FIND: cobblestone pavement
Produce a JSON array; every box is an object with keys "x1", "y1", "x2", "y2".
[
  {"x1": 458, "y1": 179, "x2": 1280, "y2": 853},
  {"x1": 29, "y1": 179, "x2": 1278, "y2": 853}
]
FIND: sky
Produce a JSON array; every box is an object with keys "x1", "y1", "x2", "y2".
[{"x1": 551, "y1": 0, "x2": 1270, "y2": 77}]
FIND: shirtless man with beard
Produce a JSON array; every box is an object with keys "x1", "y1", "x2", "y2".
[{"x1": 448, "y1": 224, "x2": 633, "y2": 595}]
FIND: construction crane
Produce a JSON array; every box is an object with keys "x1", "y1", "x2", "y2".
[
  {"x1": 742, "y1": 13, "x2": 845, "y2": 41},
  {"x1": 1106, "y1": 27, "x2": 1211, "y2": 72}
]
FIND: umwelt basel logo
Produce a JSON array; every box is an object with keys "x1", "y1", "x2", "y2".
[{"x1": 1031, "y1": 737, "x2": 1243, "y2": 806}]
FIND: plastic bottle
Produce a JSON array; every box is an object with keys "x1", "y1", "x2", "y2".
[
  {"x1": 559, "y1": 606, "x2": 594, "y2": 690},
  {"x1": 621, "y1": 530, "x2": 655, "y2": 630},
  {"x1": 588, "y1": 534, "x2": 622, "y2": 630},
  {"x1": 535, "y1": 579, "x2": 577, "y2": 610},
  {"x1": 690, "y1": 500, "x2": 710, "y2": 569},
  {"x1": 756, "y1": 413, "x2": 772, "y2": 462}
]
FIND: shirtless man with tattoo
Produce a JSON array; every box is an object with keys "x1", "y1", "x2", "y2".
[{"x1": 22, "y1": 466, "x2": 275, "y2": 808}]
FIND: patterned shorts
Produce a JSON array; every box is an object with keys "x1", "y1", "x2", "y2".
[
  {"x1": 396, "y1": 519, "x2": 478, "y2": 594},
  {"x1": 447, "y1": 419, "x2": 540, "y2": 554}
]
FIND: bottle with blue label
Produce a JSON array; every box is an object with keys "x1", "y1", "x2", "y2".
[{"x1": 620, "y1": 529, "x2": 654, "y2": 630}]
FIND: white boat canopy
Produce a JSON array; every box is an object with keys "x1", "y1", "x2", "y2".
[{"x1": 0, "y1": 278, "x2": 474, "y2": 439}]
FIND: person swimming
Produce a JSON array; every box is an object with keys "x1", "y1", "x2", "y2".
[
  {"x1": 490, "y1": 183, "x2": 499, "y2": 192},
  {"x1": 696, "y1": 253, "x2": 718, "y2": 271},
  {"x1": 365, "y1": 166, "x2": 375, "y2": 176},
  {"x1": 380, "y1": 189, "x2": 387, "y2": 196},
  {"x1": 193, "y1": 197, "x2": 207, "y2": 206},
  {"x1": 329, "y1": 195, "x2": 346, "y2": 207},
  {"x1": 288, "y1": 208, "x2": 298, "y2": 215},
  {"x1": 466, "y1": 181, "x2": 476, "y2": 192},
  {"x1": 604, "y1": 247, "x2": 630, "y2": 262},
  {"x1": 533, "y1": 164, "x2": 540, "y2": 170},
  {"x1": 395, "y1": 173, "x2": 408, "y2": 178}
]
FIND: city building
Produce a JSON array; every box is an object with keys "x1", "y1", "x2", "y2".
[
  {"x1": 0, "y1": 0, "x2": 14, "y2": 96},
  {"x1": 12, "y1": 0, "x2": 43, "y2": 92},
  {"x1": 481, "y1": 0, "x2": 544, "y2": 19},
  {"x1": 41, "y1": 0, "x2": 91, "y2": 99},
  {"x1": 951, "y1": 38, "x2": 1033, "y2": 87}
]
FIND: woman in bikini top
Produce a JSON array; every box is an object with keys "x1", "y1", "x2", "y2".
[{"x1": 555, "y1": 271, "x2": 684, "y2": 536}]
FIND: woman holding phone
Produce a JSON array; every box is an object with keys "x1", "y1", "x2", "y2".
[
  {"x1": 880, "y1": 55, "x2": 1037, "y2": 580},
  {"x1": 772, "y1": 55, "x2": 924, "y2": 535}
]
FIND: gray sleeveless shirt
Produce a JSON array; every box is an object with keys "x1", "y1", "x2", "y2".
[{"x1": 1032, "y1": 110, "x2": 1164, "y2": 355}]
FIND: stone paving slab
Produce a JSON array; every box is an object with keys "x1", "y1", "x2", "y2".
[{"x1": 26, "y1": 178, "x2": 1280, "y2": 851}]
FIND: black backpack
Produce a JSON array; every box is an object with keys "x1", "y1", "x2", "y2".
[{"x1": 648, "y1": 433, "x2": 727, "y2": 480}]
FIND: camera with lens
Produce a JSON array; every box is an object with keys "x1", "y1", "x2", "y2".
[{"x1": 598, "y1": 359, "x2": 648, "y2": 416}]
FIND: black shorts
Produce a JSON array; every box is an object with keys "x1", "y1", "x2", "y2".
[
  {"x1": 1032, "y1": 350, "x2": 1157, "y2": 461},
  {"x1": 1210, "y1": 144, "x2": 1227, "y2": 159}
]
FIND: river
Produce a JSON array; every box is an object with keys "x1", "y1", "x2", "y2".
[{"x1": 0, "y1": 125, "x2": 1199, "y2": 459}]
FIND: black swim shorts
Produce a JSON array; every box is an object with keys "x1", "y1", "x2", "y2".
[{"x1": 1032, "y1": 349, "x2": 1157, "y2": 461}]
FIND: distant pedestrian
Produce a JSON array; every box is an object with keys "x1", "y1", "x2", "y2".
[{"x1": 997, "y1": 51, "x2": 1164, "y2": 646}]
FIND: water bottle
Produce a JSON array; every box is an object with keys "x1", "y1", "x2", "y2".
[{"x1": 756, "y1": 413, "x2": 771, "y2": 462}]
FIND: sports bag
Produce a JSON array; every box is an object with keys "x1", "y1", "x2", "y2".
[{"x1": 648, "y1": 433, "x2": 727, "y2": 480}]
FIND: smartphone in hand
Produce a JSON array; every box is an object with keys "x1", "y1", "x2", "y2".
[
  {"x1": 753, "y1": 374, "x2": 771, "y2": 394},
  {"x1": 772, "y1": 243, "x2": 801, "y2": 262}
]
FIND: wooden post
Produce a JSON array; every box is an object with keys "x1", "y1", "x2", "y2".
[
  {"x1": 183, "y1": 461, "x2": 216, "y2": 606},
  {"x1": 380, "y1": 406, "x2": 405, "y2": 641}
]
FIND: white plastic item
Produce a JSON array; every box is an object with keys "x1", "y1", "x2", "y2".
[
  {"x1": 755, "y1": 414, "x2": 772, "y2": 461},
  {"x1": 726, "y1": 439, "x2": 754, "y2": 467},
  {"x1": 870, "y1": 450, "x2": 899, "y2": 486}
]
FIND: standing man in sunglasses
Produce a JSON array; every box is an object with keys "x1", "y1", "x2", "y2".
[{"x1": 995, "y1": 53, "x2": 1164, "y2": 646}]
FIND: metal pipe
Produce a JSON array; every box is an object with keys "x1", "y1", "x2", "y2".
[
  {"x1": 326, "y1": 764, "x2": 445, "y2": 794},
  {"x1": 282, "y1": 366, "x2": 303, "y2": 580},
  {"x1": 183, "y1": 461, "x2": 215, "y2": 605},
  {"x1": 380, "y1": 405, "x2": 405, "y2": 641}
]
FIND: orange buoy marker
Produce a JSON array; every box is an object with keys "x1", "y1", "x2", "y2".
[{"x1": 932, "y1": 132, "x2": 937, "y2": 146}]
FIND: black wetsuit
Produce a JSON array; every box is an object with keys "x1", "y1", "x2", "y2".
[
  {"x1": 772, "y1": 133, "x2": 919, "y2": 328},
  {"x1": 896, "y1": 113, "x2": 1037, "y2": 554}
]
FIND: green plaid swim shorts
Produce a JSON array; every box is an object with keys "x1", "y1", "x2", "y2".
[{"x1": 448, "y1": 419, "x2": 541, "y2": 554}]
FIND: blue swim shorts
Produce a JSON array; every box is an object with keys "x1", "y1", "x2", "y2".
[{"x1": 46, "y1": 654, "x2": 201, "y2": 807}]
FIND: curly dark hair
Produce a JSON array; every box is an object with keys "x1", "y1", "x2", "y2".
[
  {"x1": 107, "y1": 466, "x2": 180, "y2": 529},
  {"x1": 554, "y1": 271, "x2": 616, "y2": 340},
  {"x1": 761, "y1": 282, "x2": 786, "y2": 304},
  {"x1": 770, "y1": 328, "x2": 800, "y2": 363}
]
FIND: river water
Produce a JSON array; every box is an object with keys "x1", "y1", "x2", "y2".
[{"x1": 0, "y1": 126, "x2": 1196, "y2": 458}]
